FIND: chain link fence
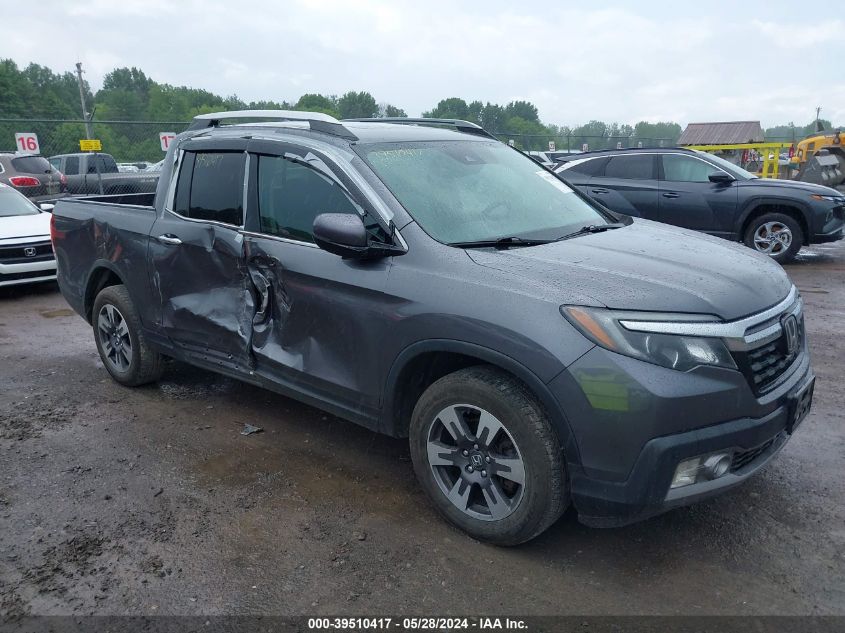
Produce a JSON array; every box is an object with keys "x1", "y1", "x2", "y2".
[
  {"x1": 0, "y1": 119, "x2": 190, "y2": 163},
  {"x1": 490, "y1": 132, "x2": 676, "y2": 152},
  {"x1": 2, "y1": 118, "x2": 679, "y2": 161}
]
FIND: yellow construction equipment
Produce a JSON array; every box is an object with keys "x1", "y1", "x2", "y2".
[
  {"x1": 789, "y1": 130, "x2": 845, "y2": 188},
  {"x1": 686, "y1": 142, "x2": 791, "y2": 179}
]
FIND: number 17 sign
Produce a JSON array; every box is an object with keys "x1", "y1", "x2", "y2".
[
  {"x1": 15, "y1": 133, "x2": 40, "y2": 154},
  {"x1": 159, "y1": 132, "x2": 176, "y2": 152}
]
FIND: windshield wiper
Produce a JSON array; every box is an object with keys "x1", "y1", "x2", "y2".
[
  {"x1": 555, "y1": 222, "x2": 627, "y2": 241},
  {"x1": 449, "y1": 236, "x2": 555, "y2": 249}
]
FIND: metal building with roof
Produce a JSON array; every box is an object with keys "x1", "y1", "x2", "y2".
[{"x1": 678, "y1": 121, "x2": 764, "y2": 145}]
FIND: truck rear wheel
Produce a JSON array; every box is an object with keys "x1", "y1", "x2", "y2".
[
  {"x1": 92, "y1": 284, "x2": 163, "y2": 386},
  {"x1": 409, "y1": 366, "x2": 568, "y2": 545}
]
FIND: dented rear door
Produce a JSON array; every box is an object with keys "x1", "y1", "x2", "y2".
[{"x1": 148, "y1": 145, "x2": 255, "y2": 372}]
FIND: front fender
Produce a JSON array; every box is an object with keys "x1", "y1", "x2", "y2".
[
  {"x1": 381, "y1": 339, "x2": 584, "y2": 472},
  {"x1": 735, "y1": 195, "x2": 812, "y2": 238}
]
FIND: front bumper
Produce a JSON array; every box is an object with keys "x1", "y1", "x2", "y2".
[
  {"x1": 812, "y1": 226, "x2": 843, "y2": 244},
  {"x1": 0, "y1": 259, "x2": 57, "y2": 287},
  {"x1": 550, "y1": 342, "x2": 813, "y2": 528}
]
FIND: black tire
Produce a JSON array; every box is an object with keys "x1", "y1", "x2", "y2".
[
  {"x1": 743, "y1": 212, "x2": 803, "y2": 263},
  {"x1": 409, "y1": 366, "x2": 568, "y2": 546},
  {"x1": 92, "y1": 284, "x2": 163, "y2": 386}
]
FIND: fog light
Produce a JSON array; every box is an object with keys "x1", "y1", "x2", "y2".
[
  {"x1": 702, "y1": 454, "x2": 732, "y2": 480},
  {"x1": 671, "y1": 457, "x2": 702, "y2": 488},
  {"x1": 670, "y1": 452, "x2": 732, "y2": 488}
]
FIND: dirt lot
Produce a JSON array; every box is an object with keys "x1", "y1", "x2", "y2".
[{"x1": 1, "y1": 243, "x2": 843, "y2": 618}]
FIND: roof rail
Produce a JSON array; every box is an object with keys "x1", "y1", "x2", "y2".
[
  {"x1": 188, "y1": 109, "x2": 358, "y2": 140},
  {"x1": 344, "y1": 117, "x2": 497, "y2": 140}
]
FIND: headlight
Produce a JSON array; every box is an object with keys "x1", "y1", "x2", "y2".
[
  {"x1": 561, "y1": 306, "x2": 736, "y2": 372},
  {"x1": 811, "y1": 194, "x2": 845, "y2": 203}
]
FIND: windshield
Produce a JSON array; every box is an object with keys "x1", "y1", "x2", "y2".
[
  {"x1": 693, "y1": 150, "x2": 757, "y2": 180},
  {"x1": 0, "y1": 187, "x2": 40, "y2": 217},
  {"x1": 358, "y1": 140, "x2": 610, "y2": 244}
]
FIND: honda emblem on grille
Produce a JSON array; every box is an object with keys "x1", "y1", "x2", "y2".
[
  {"x1": 23, "y1": 247, "x2": 37, "y2": 257},
  {"x1": 782, "y1": 314, "x2": 799, "y2": 356}
]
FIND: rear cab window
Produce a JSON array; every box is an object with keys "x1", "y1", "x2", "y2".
[{"x1": 173, "y1": 151, "x2": 245, "y2": 226}]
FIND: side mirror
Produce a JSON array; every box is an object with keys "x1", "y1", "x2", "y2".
[
  {"x1": 313, "y1": 213, "x2": 371, "y2": 258},
  {"x1": 39, "y1": 203, "x2": 55, "y2": 213},
  {"x1": 708, "y1": 172, "x2": 734, "y2": 184}
]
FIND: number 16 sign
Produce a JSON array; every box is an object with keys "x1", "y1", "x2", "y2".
[{"x1": 15, "y1": 133, "x2": 40, "y2": 154}]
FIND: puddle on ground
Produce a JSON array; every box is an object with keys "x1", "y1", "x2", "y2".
[{"x1": 39, "y1": 308, "x2": 75, "y2": 318}]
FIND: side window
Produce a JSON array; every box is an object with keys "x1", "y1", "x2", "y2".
[
  {"x1": 662, "y1": 155, "x2": 720, "y2": 183},
  {"x1": 49, "y1": 158, "x2": 61, "y2": 171},
  {"x1": 562, "y1": 157, "x2": 607, "y2": 177},
  {"x1": 256, "y1": 154, "x2": 359, "y2": 243},
  {"x1": 604, "y1": 155, "x2": 654, "y2": 180},
  {"x1": 64, "y1": 157, "x2": 79, "y2": 175},
  {"x1": 173, "y1": 151, "x2": 245, "y2": 226}
]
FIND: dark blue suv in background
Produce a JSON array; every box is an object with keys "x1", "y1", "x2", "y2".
[{"x1": 555, "y1": 147, "x2": 844, "y2": 263}]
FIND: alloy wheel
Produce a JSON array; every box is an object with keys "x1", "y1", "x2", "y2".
[
  {"x1": 426, "y1": 404, "x2": 525, "y2": 521},
  {"x1": 753, "y1": 221, "x2": 792, "y2": 255},
  {"x1": 97, "y1": 304, "x2": 133, "y2": 372}
]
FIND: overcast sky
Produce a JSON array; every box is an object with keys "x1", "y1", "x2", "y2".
[{"x1": 3, "y1": 0, "x2": 843, "y2": 127}]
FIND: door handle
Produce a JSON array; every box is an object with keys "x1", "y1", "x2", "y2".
[
  {"x1": 156, "y1": 234, "x2": 182, "y2": 246},
  {"x1": 591, "y1": 188, "x2": 610, "y2": 194},
  {"x1": 662, "y1": 192, "x2": 680, "y2": 199}
]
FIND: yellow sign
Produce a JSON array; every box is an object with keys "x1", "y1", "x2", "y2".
[{"x1": 79, "y1": 139, "x2": 102, "y2": 151}]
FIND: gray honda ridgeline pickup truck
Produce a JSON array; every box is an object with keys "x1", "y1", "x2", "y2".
[{"x1": 51, "y1": 111, "x2": 814, "y2": 545}]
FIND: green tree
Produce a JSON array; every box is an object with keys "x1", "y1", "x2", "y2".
[
  {"x1": 295, "y1": 93, "x2": 339, "y2": 117},
  {"x1": 505, "y1": 100, "x2": 539, "y2": 123},
  {"x1": 379, "y1": 104, "x2": 407, "y2": 117},
  {"x1": 337, "y1": 91, "x2": 378, "y2": 119},
  {"x1": 424, "y1": 97, "x2": 469, "y2": 120}
]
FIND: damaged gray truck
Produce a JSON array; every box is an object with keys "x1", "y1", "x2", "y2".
[{"x1": 52, "y1": 111, "x2": 814, "y2": 545}]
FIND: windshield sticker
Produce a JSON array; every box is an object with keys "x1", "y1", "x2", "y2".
[{"x1": 536, "y1": 170, "x2": 573, "y2": 194}]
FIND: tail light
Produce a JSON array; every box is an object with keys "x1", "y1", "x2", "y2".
[
  {"x1": 59, "y1": 172, "x2": 67, "y2": 186},
  {"x1": 9, "y1": 176, "x2": 40, "y2": 187},
  {"x1": 50, "y1": 212, "x2": 65, "y2": 244}
]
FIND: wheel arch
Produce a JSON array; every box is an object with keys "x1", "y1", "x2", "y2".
[
  {"x1": 381, "y1": 339, "x2": 582, "y2": 468},
  {"x1": 83, "y1": 261, "x2": 126, "y2": 323},
  {"x1": 737, "y1": 198, "x2": 811, "y2": 245}
]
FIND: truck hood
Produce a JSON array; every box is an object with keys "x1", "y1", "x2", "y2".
[
  {"x1": 466, "y1": 219, "x2": 792, "y2": 321},
  {"x1": 738, "y1": 177, "x2": 843, "y2": 196},
  {"x1": 0, "y1": 212, "x2": 51, "y2": 242}
]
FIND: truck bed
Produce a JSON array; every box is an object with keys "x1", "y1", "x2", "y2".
[{"x1": 52, "y1": 193, "x2": 158, "y2": 325}]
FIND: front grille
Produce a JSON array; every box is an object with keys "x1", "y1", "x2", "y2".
[
  {"x1": 730, "y1": 436, "x2": 776, "y2": 472},
  {"x1": 733, "y1": 314, "x2": 803, "y2": 395},
  {"x1": 747, "y1": 340, "x2": 794, "y2": 388},
  {"x1": 0, "y1": 240, "x2": 54, "y2": 264},
  {"x1": 0, "y1": 269, "x2": 56, "y2": 282}
]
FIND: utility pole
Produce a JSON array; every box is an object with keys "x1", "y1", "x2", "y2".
[
  {"x1": 815, "y1": 106, "x2": 822, "y2": 132},
  {"x1": 75, "y1": 62, "x2": 93, "y2": 139}
]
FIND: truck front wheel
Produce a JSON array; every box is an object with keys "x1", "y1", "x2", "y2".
[
  {"x1": 409, "y1": 366, "x2": 569, "y2": 545},
  {"x1": 92, "y1": 284, "x2": 163, "y2": 386}
]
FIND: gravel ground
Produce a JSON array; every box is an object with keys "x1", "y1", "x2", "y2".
[{"x1": 0, "y1": 242, "x2": 843, "y2": 618}]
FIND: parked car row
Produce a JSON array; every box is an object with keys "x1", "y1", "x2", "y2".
[
  {"x1": 48, "y1": 153, "x2": 160, "y2": 196},
  {"x1": 47, "y1": 111, "x2": 817, "y2": 545},
  {"x1": 0, "y1": 150, "x2": 162, "y2": 205},
  {"x1": 0, "y1": 152, "x2": 67, "y2": 203},
  {"x1": 555, "y1": 147, "x2": 844, "y2": 262}
]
